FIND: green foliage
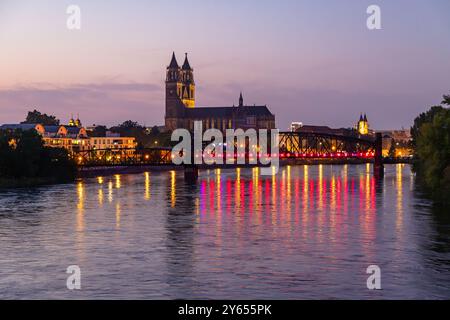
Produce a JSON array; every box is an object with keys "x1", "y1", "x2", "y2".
[
  {"x1": 150, "y1": 125, "x2": 160, "y2": 135},
  {"x1": 110, "y1": 121, "x2": 147, "y2": 148},
  {"x1": 442, "y1": 93, "x2": 450, "y2": 106},
  {"x1": 21, "y1": 109, "x2": 60, "y2": 126},
  {"x1": 411, "y1": 105, "x2": 444, "y2": 147},
  {"x1": 118, "y1": 120, "x2": 142, "y2": 129},
  {"x1": 89, "y1": 125, "x2": 107, "y2": 137},
  {"x1": 412, "y1": 99, "x2": 450, "y2": 201},
  {"x1": 0, "y1": 129, "x2": 76, "y2": 184},
  {"x1": 143, "y1": 132, "x2": 173, "y2": 148}
]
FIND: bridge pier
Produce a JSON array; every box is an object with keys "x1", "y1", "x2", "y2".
[
  {"x1": 184, "y1": 135, "x2": 199, "y2": 182},
  {"x1": 184, "y1": 165, "x2": 199, "y2": 182},
  {"x1": 374, "y1": 132, "x2": 384, "y2": 179}
]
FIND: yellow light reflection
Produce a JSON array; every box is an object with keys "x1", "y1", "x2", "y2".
[
  {"x1": 216, "y1": 169, "x2": 221, "y2": 216},
  {"x1": 396, "y1": 164, "x2": 403, "y2": 230},
  {"x1": 116, "y1": 202, "x2": 121, "y2": 229},
  {"x1": 98, "y1": 188, "x2": 103, "y2": 205},
  {"x1": 76, "y1": 181, "x2": 85, "y2": 232},
  {"x1": 108, "y1": 181, "x2": 113, "y2": 203},
  {"x1": 253, "y1": 167, "x2": 260, "y2": 213},
  {"x1": 115, "y1": 174, "x2": 121, "y2": 189},
  {"x1": 144, "y1": 172, "x2": 151, "y2": 200},
  {"x1": 171, "y1": 171, "x2": 176, "y2": 208},
  {"x1": 97, "y1": 176, "x2": 104, "y2": 184}
]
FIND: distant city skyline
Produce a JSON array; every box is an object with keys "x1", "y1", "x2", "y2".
[{"x1": 1, "y1": 0, "x2": 449, "y2": 129}]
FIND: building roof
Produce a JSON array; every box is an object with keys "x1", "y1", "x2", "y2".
[
  {"x1": 0, "y1": 124, "x2": 38, "y2": 130},
  {"x1": 297, "y1": 125, "x2": 355, "y2": 136},
  {"x1": 185, "y1": 105, "x2": 274, "y2": 118},
  {"x1": 44, "y1": 125, "x2": 61, "y2": 133},
  {"x1": 168, "y1": 52, "x2": 179, "y2": 69},
  {"x1": 67, "y1": 126, "x2": 82, "y2": 135},
  {"x1": 237, "y1": 106, "x2": 274, "y2": 117},
  {"x1": 182, "y1": 53, "x2": 192, "y2": 70}
]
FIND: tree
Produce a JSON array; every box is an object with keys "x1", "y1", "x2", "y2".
[
  {"x1": 412, "y1": 105, "x2": 450, "y2": 200},
  {"x1": 388, "y1": 138, "x2": 396, "y2": 158},
  {"x1": 150, "y1": 125, "x2": 160, "y2": 135},
  {"x1": 410, "y1": 106, "x2": 444, "y2": 147},
  {"x1": 442, "y1": 93, "x2": 450, "y2": 106},
  {"x1": 0, "y1": 129, "x2": 76, "y2": 183},
  {"x1": 118, "y1": 120, "x2": 142, "y2": 129},
  {"x1": 90, "y1": 125, "x2": 107, "y2": 137},
  {"x1": 21, "y1": 109, "x2": 60, "y2": 125}
]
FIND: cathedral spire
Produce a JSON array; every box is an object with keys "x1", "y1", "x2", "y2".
[
  {"x1": 182, "y1": 53, "x2": 192, "y2": 70},
  {"x1": 169, "y1": 52, "x2": 179, "y2": 69},
  {"x1": 239, "y1": 92, "x2": 244, "y2": 107}
]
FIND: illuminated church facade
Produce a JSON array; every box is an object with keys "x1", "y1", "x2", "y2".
[
  {"x1": 164, "y1": 52, "x2": 276, "y2": 132},
  {"x1": 356, "y1": 114, "x2": 370, "y2": 135}
]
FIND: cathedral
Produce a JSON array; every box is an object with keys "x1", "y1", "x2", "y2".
[{"x1": 164, "y1": 52, "x2": 276, "y2": 132}]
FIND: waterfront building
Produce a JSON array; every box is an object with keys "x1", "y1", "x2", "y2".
[
  {"x1": 164, "y1": 52, "x2": 276, "y2": 132},
  {"x1": 0, "y1": 123, "x2": 136, "y2": 154},
  {"x1": 377, "y1": 129, "x2": 412, "y2": 157},
  {"x1": 290, "y1": 122, "x2": 303, "y2": 132}
]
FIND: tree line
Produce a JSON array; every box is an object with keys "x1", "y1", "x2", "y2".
[
  {"x1": 0, "y1": 129, "x2": 76, "y2": 186},
  {"x1": 411, "y1": 94, "x2": 450, "y2": 202}
]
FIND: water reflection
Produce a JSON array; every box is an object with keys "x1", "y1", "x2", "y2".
[
  {"x1": 0, "y1": 164, "x2": 449, "y2": 299},
  {"x1": 145, "y1": 172, "x2": 151, "y2": 200}
]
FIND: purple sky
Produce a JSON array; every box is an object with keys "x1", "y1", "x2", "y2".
[{"x1": 1, "y1": 0, "x2": 449, "y2": 130}]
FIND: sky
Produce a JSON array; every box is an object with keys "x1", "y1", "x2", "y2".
[{"x1": 0, "y1": 0, "x2": 449, "y2": 130}]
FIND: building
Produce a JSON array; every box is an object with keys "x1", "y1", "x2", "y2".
[
  {"x1": 356, "y1": 114, "x2": 370, "y2": 135},
  {"x1": 0, "y1": 122, "x2": 136, "y2": 154},
  {"x1": 164, "y1": 52, "x2": 276, "y2": 132},
  {"x1": 290, "y1": 122, "x2": 303, "y2": 132},
  {"x1": 377, "y1": 129, "x2": 412, "y2": 157}
]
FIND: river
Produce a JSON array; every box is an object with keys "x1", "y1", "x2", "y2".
[{"x1": 0, "y1": 164, "x2": 449, "y2": 299}]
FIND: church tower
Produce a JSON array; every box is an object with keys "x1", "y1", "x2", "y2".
[
  {"x1": 165, "y1": 52, "x2": 186, "y2": 131},
  {"x1": 180, "y1": 53, "x2": 195, "y2": 108},
  {"x1": 357, "y1": 113, "x2": 369, "y2": 135}
]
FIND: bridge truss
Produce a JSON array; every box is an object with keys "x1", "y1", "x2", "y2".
[
  {"x1": 74, "y1": 147, "x2": 172, "y2": 167},
  {"x1": 72, "y1": 132, "x2": 377, "y2": 166},
  {"x1": 278, "y1": 132, "x2": 376, "y2": 159}
]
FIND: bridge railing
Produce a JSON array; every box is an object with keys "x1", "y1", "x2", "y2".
[{"x1": 72, "y1": 147, "x2": 172, "y2": 167}]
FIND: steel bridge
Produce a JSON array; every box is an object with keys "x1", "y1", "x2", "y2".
[
  {"x1": 73, "y1": 131, "x2": 378, "y2": 167},
  {"x1": 278, "y1": 131, "x2": 376, "y2": 159},
  {"x1": 74, "y1": 147, "x2": 172, "y2": 167}
]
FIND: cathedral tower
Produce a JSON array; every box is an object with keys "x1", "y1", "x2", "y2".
[
  {"x1": 180, "y1": 53, "x2": 195, "y2": 108},
  {"x1": 165, "y1": 52, "x2": 186, "y2": 131}
]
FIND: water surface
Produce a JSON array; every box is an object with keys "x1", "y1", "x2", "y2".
[{"x1": 0, "y1": 164, "x2": 449, "y2": 299}]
